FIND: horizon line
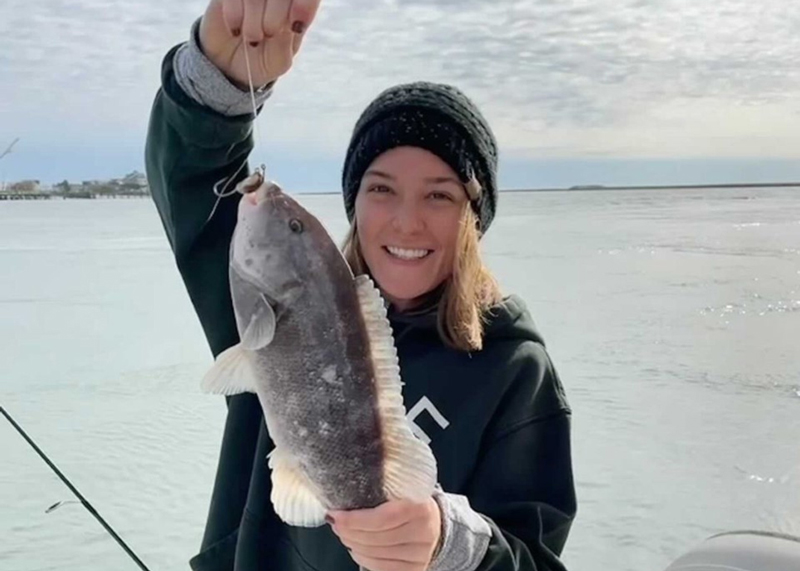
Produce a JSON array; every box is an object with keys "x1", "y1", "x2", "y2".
[{"x1": 296, "y1": 181, "x2": 800, "y2": 195}]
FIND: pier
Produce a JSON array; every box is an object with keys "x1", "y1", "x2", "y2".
[
  {"x1": 0, "y1": 191, "x2": 53, "y2": 201},
  {"x1": 0, "y1": 191, "x2": 149, "y2": 201}
]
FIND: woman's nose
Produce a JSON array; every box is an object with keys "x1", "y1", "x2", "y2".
[{"x1": 391, "y1": 200, "x2": 425, "y2": 234}]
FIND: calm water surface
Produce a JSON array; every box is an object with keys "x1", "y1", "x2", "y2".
[{"x1": 1, "y1": 187, "x2": 798, "y2": 570}]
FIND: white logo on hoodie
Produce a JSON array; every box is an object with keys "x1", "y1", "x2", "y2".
[{"x1": 406, "y1": 396, "x2": 450, "y2": 444}]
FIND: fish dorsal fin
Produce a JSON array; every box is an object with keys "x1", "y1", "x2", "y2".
[
  {"x1": 200, "y1": 343, "x2": 259, "y2": 395},
  {"x1": 240, "y1": 294, "x2": 276, "y2": 350},
  {"x1": 354, "y1": 275, "x2": 438, "y2": 502},
  {"x1": 268, "y1": 445, "x2": 328, "y2": 527}
]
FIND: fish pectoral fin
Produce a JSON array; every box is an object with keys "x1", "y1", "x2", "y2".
[
  {"x1": 269, "y1": 446, "x2": 327, "y2": 527},
  {"x1": 355, "y1": 275, "x2": 438, "y2": 502},
  {"x1": 200, "y1": 343, "x2": 258, "y2": 395},
  {"x1": 240, "y1": 294, "x2": 277, "y2": 350}
]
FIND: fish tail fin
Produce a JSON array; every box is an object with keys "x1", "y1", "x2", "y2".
[{"x1": 355, "y1": 275, "x2": 438, "y2": 502}]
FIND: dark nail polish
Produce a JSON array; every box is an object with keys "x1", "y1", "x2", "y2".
[
  {"x1": 291, "y1": 20, "x2": 305, "y2": 34},
  {"x1": 232, "y1": 28, "x2": 240, "y2": 37}
]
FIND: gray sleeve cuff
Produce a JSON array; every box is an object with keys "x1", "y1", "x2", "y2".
[
  {"x1": 172, "y1": 17, "x2": 275, "y2": 117},
  {"x1": 429, "y1": 489, "x2": 492, "y2": 571}
]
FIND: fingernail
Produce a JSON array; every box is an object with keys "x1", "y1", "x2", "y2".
[
  {"x1": 291, "y1": 20, "x2": 305, "y2": 34},
  {"x1": 232, "y1": 28, "x2": 241, "y2": 37}
]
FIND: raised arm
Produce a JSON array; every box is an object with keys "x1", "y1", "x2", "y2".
[{"x1": 144, "y1": 0, "x2": 319, "y2": 356}]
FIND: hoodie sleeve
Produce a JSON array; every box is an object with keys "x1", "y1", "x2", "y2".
[
  {"x1": 440, "y1": 341, "x2": 577, "y2": 571},
  {"x1": 173, "y1": 17, "x2": 275, "y2": 117},
  {"x1": 144, "y1": 38, "x2": 269, "y2": 357}
]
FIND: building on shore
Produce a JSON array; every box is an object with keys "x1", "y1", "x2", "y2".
[
  {"x1": 76, "y1": 171, "x2": 149, "y2": 196},
  {"x1": 1, "y1": 171, "x2": 150, "y2": 198},
  {"x1": 7, "y1": 180, "x2": 41, "y2": 193}
]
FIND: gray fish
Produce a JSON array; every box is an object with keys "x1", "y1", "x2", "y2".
[{"x1": 201, "y1": 180, "x2": 438, "y2": 527}]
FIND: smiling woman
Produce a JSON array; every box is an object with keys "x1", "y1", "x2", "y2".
[
  {"x1": 338, "y1": 84, "x2": 506, "y2": 352},
  {"x1": 342, "y1": 146, "x2": 502, "y2": 351},
  {"x1": 144, "y1": 1, "x2": 577, "y2": 570}
]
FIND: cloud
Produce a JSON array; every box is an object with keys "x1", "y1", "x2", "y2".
[
  {"x1": 1, "y1": 0, "x2": 799, "y2": 167},
  {"x1": 253, "y1": 0, "x2": 800, "y2": 157}
]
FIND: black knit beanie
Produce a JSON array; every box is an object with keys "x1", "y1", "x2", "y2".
[{"x1": 341, "y1": 81, "x2": 499, "y2": 234}]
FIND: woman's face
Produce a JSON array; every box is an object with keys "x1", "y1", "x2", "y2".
[{"x1": 354, "y1": 146, "x2": 469, "y2": 311}]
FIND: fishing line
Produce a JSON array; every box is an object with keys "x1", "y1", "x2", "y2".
[
  {"x1": 1, "y1": 406, "x2": 153, "y2": 571},
  {"x1": 242, "y1": 40, "x2": 267, "y2": 176},
  {"x1": 206, "y1": 40, "x2": 268, "y2": 223}
]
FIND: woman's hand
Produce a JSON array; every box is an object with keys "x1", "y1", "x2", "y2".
[
  {"x1": 199, "y1": 0, "x2": 322, "y2": 89},
  {"x1": 328, "y1": 497, "x2": 443, "y2": 571}
]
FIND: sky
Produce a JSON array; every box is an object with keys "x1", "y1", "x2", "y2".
[{"x1": 1, "y1": 0, "x2": 799, "y2": 190}]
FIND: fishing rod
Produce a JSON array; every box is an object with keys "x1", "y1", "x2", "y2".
[{"x1": 1, "y1": 405, "x2": 153, "y2": 571}]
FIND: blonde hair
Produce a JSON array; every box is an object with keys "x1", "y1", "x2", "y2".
[{"x1": 341, "y1": 206, "x2": 503, "y2": 353}]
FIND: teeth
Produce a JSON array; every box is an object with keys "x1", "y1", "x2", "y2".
[{"x1": 386, "y1": 246, "x2": 430, "y2": 260}]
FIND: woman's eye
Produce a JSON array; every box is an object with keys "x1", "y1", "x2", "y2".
[
  {"x1": 429, "y1": 191, "x2": 453, "y2": 201},
  {"x1": 369, "y1": 184, "x2": 391, "y2": 194}
]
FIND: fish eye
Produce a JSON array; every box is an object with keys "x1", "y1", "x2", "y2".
[{"x1": 289, "y1": 219, "x2": 304, "y2": 233}]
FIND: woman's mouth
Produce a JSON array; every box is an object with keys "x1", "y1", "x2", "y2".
[{"x1": 384, "y1": 246, "x2": 433, "y2": 261}]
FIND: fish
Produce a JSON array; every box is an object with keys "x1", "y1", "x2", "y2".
[{"x1": 200, "y1": 177, "x2": 438, "y2": 527}]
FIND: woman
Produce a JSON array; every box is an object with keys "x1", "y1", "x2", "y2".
[{"x1": 144, "y1": 1, "x2": 577, "y2": 570}]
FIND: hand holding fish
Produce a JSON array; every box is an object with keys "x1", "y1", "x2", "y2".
[
  {"x1": 199, "y1": 0, "x2": 322, "y2": 89},
  {"x1": 328, "y1": 498, "x2": 443, "y2": 571}
]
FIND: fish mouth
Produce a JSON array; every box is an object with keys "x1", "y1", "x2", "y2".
[
  {"x1": 263, "y1": 182, "x2": 283, "y2": 198},
  {"x1": 249, "y1": 182, "x2": 311, "y2": 220},
  {"x1": 247, "y1": 181, "x2": 284, "y2": 205}
]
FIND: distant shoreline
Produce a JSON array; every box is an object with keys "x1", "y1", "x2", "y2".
[
  {"x1": 298, "y1": 181, "x2": 800, "y2": 195},
  {"x1": 1, "y1": 181, "x2": 797, "y2": 201},
  {"x1": 505, "y1": 182, "x2": 800, "y2": 193}
]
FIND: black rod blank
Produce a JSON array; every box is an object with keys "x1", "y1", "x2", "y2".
[{"x1": 1, "y1": 405, "x2": 152, "y2": 571}]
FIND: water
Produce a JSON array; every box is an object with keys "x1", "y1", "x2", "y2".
[{"x1": 1, "y1": 188, "x2": 798, "y2": 571}]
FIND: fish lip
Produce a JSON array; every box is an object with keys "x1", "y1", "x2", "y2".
[
  {"x1": 263, "y1": 181, "x2": 283, "y2": 198},
  {"x1": 243, "y1": 181, "x2": 284, "y2": 207}
]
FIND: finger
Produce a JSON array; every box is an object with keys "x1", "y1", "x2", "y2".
[
  {"x1": 330, "y1": 503, "x2": 410, "y2": 532},
  {"x1": 262, "y1": 0, "x2": 291, "y2": 37},
  {"x1": 242, "y1": 0, "x2": 267, "y2": 43},
  {"x1": 291, "y1": 25, "x2": 306, "y2": 55},
  {"x1": 288, "y1": 0, "x2": 322, "y2": 33},
  {"x1": 261, "y1": 24, "x2": 294, "y2": 77},
  {"x1": 222, "y1": 0, "x2": 245, "y2": 36},
  {"x1": 333, "y1": 521, "x2": 418, "y2": 547}
]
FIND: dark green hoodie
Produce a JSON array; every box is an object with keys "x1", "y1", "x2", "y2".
[{"x1": 145, "y1": 41, "x2": 576, "y2": 571}]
